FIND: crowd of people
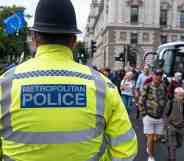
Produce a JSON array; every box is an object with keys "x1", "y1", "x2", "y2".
[{"x1": 97, "y1": 65, "x2": 184, "y2": 161}]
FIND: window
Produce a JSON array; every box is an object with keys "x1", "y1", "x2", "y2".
[
  {"x1": 120, "y1": 32, "x2": 127, "y2": 41},
  {"x1": 171, "y1": 35, "x2": 177, "y2": 41},
  {"x1": 162, "y1": 50, "x2": 173, "y2": 75},
  {"x1": 180, "y1": 11, "x2": 184, "y2": 28},
  {"x1": 160, "y1": 35, "x2": 167, "y2": 44},
  {"x1": 131, "y1": 6, "x2": 139, "y2": 24},
  {"x1": 143, "y1": 33, "x2": 150, "y2": 42},
  {"x1": 160, "y1": 10, "x2": 168, "y2": 26},
  {"x1": 181, "y1": 35, "x2": 184, "y2": 41},
  {"x1": 174, "y1": 55, "x2": 184, "y2": 73},
  {"x1": 109, "y1": 31, "x2": 116, "y2": 43},
  {"x1": 106, "y1": 3, "x2": 109, "y2": 15},
  {"x1": 131, "y1": 33, "x2": 138, "y2": 44},
  {"x1": 173, "y1": 47, "x2": 184, "y2": 73}
]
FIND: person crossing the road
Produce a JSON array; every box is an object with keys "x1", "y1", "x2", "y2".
[
  {"x1": 139, "y1": 69, "x2": 167, "y2": 161},
  {"x1": 165, "y1": 87, "x2": 184, "y2": 161}
]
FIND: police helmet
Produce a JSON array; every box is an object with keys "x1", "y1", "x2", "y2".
[{"x1": 30, "y1": 0, "x2": 81, "y2": 34}]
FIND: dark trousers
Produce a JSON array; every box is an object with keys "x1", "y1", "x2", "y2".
[
  {"x1": 168, "y1": 146, "x2": 176, "y2": 161},
  {"x1": 167, "y1": 125, "x2": 184, "y2": 161}
]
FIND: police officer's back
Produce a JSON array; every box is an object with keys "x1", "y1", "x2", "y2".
[{"x1": 0, "y1": 0, "x2": 137, "y2": 161}]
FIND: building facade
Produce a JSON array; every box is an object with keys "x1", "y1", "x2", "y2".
[{"x1": 85, "y1": 0, "x2": 184, "y2": 69}]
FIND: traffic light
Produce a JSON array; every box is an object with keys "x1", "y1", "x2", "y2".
[
  {"x1": 76, "y1": 49, "x2": 88, "y2": 64},
  {"x1": 91, "y1": 40, "x2": 97, "y2": 56},
  {"x1": 115, "y1": 53, "x2": 125, "y2": 62}
]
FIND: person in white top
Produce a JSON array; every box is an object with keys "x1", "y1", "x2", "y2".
[{"x1": 120, "y1": 71, "x2": 135, "y2": 113}]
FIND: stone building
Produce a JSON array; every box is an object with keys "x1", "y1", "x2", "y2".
[{"x1": 85, "y1": 0, "x2": 184, "y2": 69}]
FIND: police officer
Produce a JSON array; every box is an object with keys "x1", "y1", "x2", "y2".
[{"x1": 0, "y1": 0, "x2": 137, "y2": 161}]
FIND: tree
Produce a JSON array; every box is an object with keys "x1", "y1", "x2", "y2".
[{"x1": 0, "y1": 5, "x2": 31, "y2": 72}]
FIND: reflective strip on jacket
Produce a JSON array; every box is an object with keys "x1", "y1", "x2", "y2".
[{"x1": 0, "y1": 45, "x2": 138, "y2": 161}]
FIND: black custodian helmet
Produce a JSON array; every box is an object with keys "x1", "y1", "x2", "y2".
[{"x1": 30, "y1": 0, "x2": 81, "y2": 34}]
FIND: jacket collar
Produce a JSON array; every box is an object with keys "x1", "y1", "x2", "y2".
[{"x1": 35, "y1": 44, "x2": 74, "y2": 61}]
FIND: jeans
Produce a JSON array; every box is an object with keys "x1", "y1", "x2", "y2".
[{"x1": 121, "y1": 94, "x2": 133, "y2": 113}]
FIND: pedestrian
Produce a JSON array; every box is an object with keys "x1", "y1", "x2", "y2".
[
  {"x1": 135, "y1": 65, "x2": 150, "y2": 118},
  {"x1": 120, "y1": 71, "x2": 135, "y2": 113},
  {"x1": 131, "y1": 65, "x2": 141, "y2": 83},
  {"x1": 114, "y1": 69, "x2": 125, "y2": 94},
  {"x1": 165, "y1": 87, "x2": 184, "y2": 161},
  {"x1": 182, "y1": 80, "x2": 184, "y2": 88},
  {"x1": 139, "y1": 69, "x2": 167, "y2": 161},
  {"x1": 108, "y1": 70, "x2": 116, "y2": 84},
  {"x1": 99, "y1": 67, "x2": 109, "y2": 77},
  {"x1": 0, "y1": 0, "x2": 137, "y2": 161},
  {"x1": 167, "y1": 72, "x2": 183, "y2": 100},
  {"x1": 135, "y1": 65, "x2": 150, "y2": 95}
]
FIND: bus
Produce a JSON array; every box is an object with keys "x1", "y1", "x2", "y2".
[{"x1": 153, "y1": 41, "x2": 184, "y2": 78}]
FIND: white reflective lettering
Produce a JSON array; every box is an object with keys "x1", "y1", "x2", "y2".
[
  {"x1": 79, "y1": 86, "x2": 86, "y2": 93},
  {"x1": 34, "y1": 93, "x2": 47, "y2": 106},
  {"x1": 22, "y1": 85, "x2": 86, "y2": 107},
  {"x1": 47, "y1": 93, "x2": 57, "y2": 106},
  {"x1": 22, "y1": 94, "x2": 33, "y2": 106},
  {"x1": 58, "y1": 93, "x2": 62, "y2": 105},
  {"x1": 62, "y1": 93, "x2": 74, "y2": 106},
  {"x1": 76, "y1": 93, "x2": 85, "y2": 106}
]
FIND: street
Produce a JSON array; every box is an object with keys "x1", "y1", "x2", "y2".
[{"x1": 129, "y1": 111, "x2": 184, "y2": 161}]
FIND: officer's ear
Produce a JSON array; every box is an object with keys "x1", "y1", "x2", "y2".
[
  {"x1": 31, "y1": 31, "x2": 40, "y2": 48},
  {"x1": 30, "y1": 31, "x2": 38, "y2": 57},
  {"x1": 69, "y1": 35, "x2": 77, "y2": 49}
]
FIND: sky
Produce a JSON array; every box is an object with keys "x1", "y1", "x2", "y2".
[{"x1": 0, "y1": 0, "x2": 91, "y2": 39}]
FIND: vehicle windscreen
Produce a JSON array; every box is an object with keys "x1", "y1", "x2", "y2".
[
  {"x1": 161, "y1": 45, "x2": 184, "y2": 76},
  {"x1": 162, "y1": 50, "x2": 173, "y2": 75},
  {"x1": 173, "y1": 46, "x2": 184, "y2": 75}
]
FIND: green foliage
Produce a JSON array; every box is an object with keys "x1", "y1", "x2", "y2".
[{"x1": 0, "y1": 5, "x2": 31, "y2": 72}]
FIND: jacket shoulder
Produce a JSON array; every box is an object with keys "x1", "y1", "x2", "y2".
[
  {"x1": 86, "y1": 68, "x2": 117, "y2": 89},
  {"x1": 14, "y1": 58, "x2": 36, "y2": 73},
  {"x1": 96, "y1": 71, "x2": 117, "y2": 89}
]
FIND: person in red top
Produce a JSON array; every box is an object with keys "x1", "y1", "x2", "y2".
[
  {"x1": 144, "y1": 76, "x2": 153, "y2": 85},
  {"x1": 144, "y1": 69, "x2": 169, "y2": 89},
  {"x1": 144, "y1": 69, "x2": 163, "y2": 85},
  {"x1": 167, "y1": 72, "x2": 183, "y2": 100}
]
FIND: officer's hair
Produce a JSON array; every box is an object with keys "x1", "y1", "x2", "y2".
[{"x1": 34, "y1": 32, "x2": 76, "y2": 46}]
